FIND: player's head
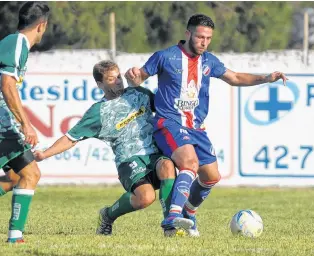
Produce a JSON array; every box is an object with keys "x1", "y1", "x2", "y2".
[
  {"x1": 18, "y1": 2, "x2": 50, "y2": 44},
  {"x1": 93, "y1": 60, "x2": 124, "y2": 99},
  {"x1": 185, "y1": 14, "x2": 215, "y2": 55}
]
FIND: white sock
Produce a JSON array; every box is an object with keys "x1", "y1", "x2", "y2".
[{"x1": 8, "y1": 230, "x2": 23, "y2": 239}]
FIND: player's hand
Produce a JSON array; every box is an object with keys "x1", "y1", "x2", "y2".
[
  {"x1": 124, "y1": 67, "x2": 141, "y2": 81},
  {"x1": 33, "y1": 150, "x2": 46, "y2": 162},
  {"x1": 266, "y1": 71, "x2": 288, "y2": 86},
  {"x1": 21, "y1": 123, "x2": 38, "y2": 148}
]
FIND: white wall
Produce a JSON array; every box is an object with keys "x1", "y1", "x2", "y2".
[{"x1": 2, "y1": 49, "x2": 313, "y2": 186}]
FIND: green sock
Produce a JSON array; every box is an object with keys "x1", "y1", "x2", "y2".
[
  {"x1": 159, "y1": 179, "x2": 175, "y2": 218},
  {"x1": 9, "y1": 188, "x2": 34, "y2": 236},
  {"x1": 0, "y1": 186, "x2": 6, "y2": 196},
  {"x1": 107, "y1": 192, "x2": 136, "y2": 221}
]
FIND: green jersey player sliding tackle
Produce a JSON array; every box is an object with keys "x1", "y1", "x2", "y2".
[
  {"x1": 34, "y1": 60, "x2": 194, "y2": 236},
  {"x1": 0, "y1": 2, "x2": 50, "y2": 243}
]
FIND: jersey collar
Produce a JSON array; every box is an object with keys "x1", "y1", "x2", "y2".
[
  {"x1": 178, "y1": 40, "x2": 200, "y2": 60},
  {"x1": 16, "y1": 31, "x2": 31, "y2": 50}
]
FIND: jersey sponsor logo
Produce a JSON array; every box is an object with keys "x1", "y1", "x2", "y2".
[
  {"x1": 130, "y1": 166, "x2": 147, "y2": 179},
  {"x1": 175, "y1": 80, "x2": 199, "y2": 111},
  {"x1": 115, "y1": 106, "x2": 146, "y2": 130},
  {"x1": 202, "y1": 65, "x2": 210, "y2": 76},
  {"x1": 174, "y1": 98, "x2": 199, "y2": 111}
]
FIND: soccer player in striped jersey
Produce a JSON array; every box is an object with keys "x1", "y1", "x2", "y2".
[
  {"x1": 125, "y1": 14, "x2": 287, "y2": 237},
  {"x1": 34, "y1": 61, "x2": 187, "y2": 237}
]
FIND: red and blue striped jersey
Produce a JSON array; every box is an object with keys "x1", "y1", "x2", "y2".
[{"x1": 143, "y1": 40, "x2": 226, "y2": 129}]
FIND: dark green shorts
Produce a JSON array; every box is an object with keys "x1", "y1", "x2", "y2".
[
  {"x1": 0, "y1": 138, "x2": 31, "y2": 169},
  {"x1": 118, "y1": 154, "x2": 169, "y2": 192},
  {"x1": 3, "y1": 149, "x2": 34, "y2": 173}
]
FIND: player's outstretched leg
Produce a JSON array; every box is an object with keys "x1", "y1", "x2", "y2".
[
  {"x1": 96, "y1": 192, "x2": 136, "y2": 236},
  {"x1": 96, "y1": 183, "x2": 155, "y2": 235}
]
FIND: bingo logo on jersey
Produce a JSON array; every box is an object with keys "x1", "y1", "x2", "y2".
[
  {"x1": 175, "y1": 80, "x2": 199, "y2": 111},
  {"x1": 244, "y1": 81, "x2": 299, "y2": 126}
]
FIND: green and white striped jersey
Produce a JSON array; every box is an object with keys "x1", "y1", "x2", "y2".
[{"x1": 66, "y1": 87, "x2": 159, "y2": 167}]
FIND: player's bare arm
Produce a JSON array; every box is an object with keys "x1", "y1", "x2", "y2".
[
  {"x1": 34, "y1": 135, "x2": 77, "y2": 162},
  {"x1": 221, "y1": 69, "x2": 287, "y2": 87},
  {"x1": 1, "y1": 74, "x2": 38, "y2": 146},
  {"x1": 125, "y1": 67, "x2": 150, "y2": 86}
]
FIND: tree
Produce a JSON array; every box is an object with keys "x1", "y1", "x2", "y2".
[{"x1": 0, "y1": 1, "x2": 303, "y2": 53}]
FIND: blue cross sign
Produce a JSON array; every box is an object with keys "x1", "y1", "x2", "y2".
[{"x1": 255, "y1": 87, "x2": 292, "y2": 121}]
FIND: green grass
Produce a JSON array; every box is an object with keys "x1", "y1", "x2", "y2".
[{"x1": 1, "y1": 186, "x2": 314, "y2": 256}]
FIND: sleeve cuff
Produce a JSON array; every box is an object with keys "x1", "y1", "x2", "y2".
[
  {"x1": 65, "y1": 133, "x2": 82, "y2": 141},
  {"x1": 0, "y1": 71, "x2": 19, "y2": 81}
]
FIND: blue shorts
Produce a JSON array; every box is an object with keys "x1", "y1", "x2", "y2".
[{"x1": 153, "y1": 118, "x2": 217, "y2": 166}]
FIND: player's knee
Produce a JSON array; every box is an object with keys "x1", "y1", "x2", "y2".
[
  {"x1": 20, "y1": 165, "x2": 41, "y2": 185},
  {"x1": 31, "y1": 168, "x2": 41, "y2": 183},
  {"x1": 177, "y1": 156, "x2": 199, "y2": 173},
  {"x1": 200, "y1": 172, "x2": 221, "y2": 186},
  {"x1": 172, "y1": 145, "x2": 199, "y2": 172},
  {"x1": 136, "y1": 193, "x2": 156, "y2": 209},
  {"x1": 156, "y1": 159, "x2": 175, "y2": 180}
]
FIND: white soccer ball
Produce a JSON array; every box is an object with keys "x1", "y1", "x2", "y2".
[{"x1": 230, "y1": 210, "x2": 263, "y2": 238}]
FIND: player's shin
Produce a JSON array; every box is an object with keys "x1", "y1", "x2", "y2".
[
  {"x1": 184, "y1": 175, "x2": 220, "y2": 214},
  {"x1": 107, "y1": 192, "x2": 136, "y2": 221},
  {"x1": 159, "y1": 179, "x2": 175, "y2": 218},
  {"x1": 168, "y1": 169, "x2": 196, "y2": 215},
  {"x1": 8, "y1": 188, "x2": 34, "y2": 239}
]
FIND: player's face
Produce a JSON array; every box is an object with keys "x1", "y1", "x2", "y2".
[
  {"x1": 36, "y1": 21, "x2": 48, "y2": 43},
  {"x1": 99, "y1": 68, "x2": 125, "y2": 99},
  {"x1": 103, "y1": 69, "x2": 123, "y2": 89},
  {"x1": 187, "y1": 26, "x2": 213, "y2": 55}
]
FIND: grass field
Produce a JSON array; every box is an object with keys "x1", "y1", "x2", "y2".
[{"x1": 1, "y1": 186, "x2": 314, "y2": 256}]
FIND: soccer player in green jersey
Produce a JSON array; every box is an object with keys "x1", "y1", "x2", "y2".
[
  {"x1": 34, "y1": 60, "x2": 193, "y2": 236},
  {"x1": 0, "y1": 2, "x2": 50, "y2": 243}
]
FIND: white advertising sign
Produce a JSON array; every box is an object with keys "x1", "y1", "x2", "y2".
[
  {"x1": 238, "y1": 75, "x2": 314, "y2": 178},
  {"x1": 20, "y1": 73, "x2": 118, "y2": 184}
]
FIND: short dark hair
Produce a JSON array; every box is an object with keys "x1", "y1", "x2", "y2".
[
  {"x1": 18, "y1": 2, "x2": 50, "y2": 30},
  {"x1": 93, "y1": 60, "x2": 119, "y2": 83},
  {"x1": 187, "y1": 14, "x2": 215, "y2": 30}
]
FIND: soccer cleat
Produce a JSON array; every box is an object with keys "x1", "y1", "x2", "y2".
[
  {"x1": 187, "y1": 227, "x2": 200, "y2": 237},
  {"x1": 182, "y1": 208, "x2": 200, "y2": 237},
  {"x1": 7, "y1": 237, "x2": 25, "y2": 243},
  {"x1": 96, "y1": 207, "x2": 114, "y2": 235},
  {"x1": 161, "y1": 213, "x2": 194, "y2": 230}
]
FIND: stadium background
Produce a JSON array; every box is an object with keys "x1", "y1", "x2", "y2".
[
  {"x1": 2, "y1": 1, "x2": 313, "y2": 186},
  {"x1": 1, "y1": 2, "x2": 314, "y2": 256}
]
